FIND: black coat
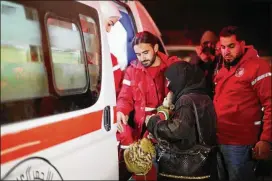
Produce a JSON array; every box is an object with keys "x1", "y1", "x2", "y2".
[
  {"x1": 147, "y1": 61, "x2": 217, "y2": 152},
  {"x1": 146, "y1": 62, "x2": 217, "y2": 180},
  {"x1": 147, "y1": 93, "x2": 217, "y2": 152}
]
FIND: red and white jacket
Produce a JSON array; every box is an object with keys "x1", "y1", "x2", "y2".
[
  {"x1": 214, "y1": 46, "x2": 272, "y2": 145},
  {"x1": 111, "y1": 54, "x2": 123, "y2": 97},
  {"x1": 116, "y1": 52, "x2": 178, "y2": 139}
]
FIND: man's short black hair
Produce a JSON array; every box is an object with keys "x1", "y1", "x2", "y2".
[
  {"x1": 219, "y1": 26, "x2": 244, "y2": 42},
  {"x1": 132, "y1": 31, "x2": 158, "y2": 47}
]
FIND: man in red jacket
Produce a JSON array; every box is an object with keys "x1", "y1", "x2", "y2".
[
  {"x1": 214, "y1": 26, "x2": 271, "y2": 181},
  {"x1": 116, "y1": 31, "x2": 178, "y2": 180}
]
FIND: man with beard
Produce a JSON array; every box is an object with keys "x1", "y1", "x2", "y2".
[
  {"x1": 116, "y1": 31, "x2": 178, "y2": 180},
  {"x1": 214, "y1": 26, "x2": 272, "y2": 181}
]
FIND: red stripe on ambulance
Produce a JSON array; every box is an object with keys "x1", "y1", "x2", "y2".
[{"x1": 1, "y1": 110, "x2": 103, "y2": 164}]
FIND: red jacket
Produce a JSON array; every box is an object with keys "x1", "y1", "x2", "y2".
[
  {"x1": 111, "y1": 54, "x2": 123, "y2": 97},
  {"x1": 117, "y1": 52, "x2": 178, "y2": 139},
  {"x1": 214, "y1": 46, "x2": 272, "y2": 145}
]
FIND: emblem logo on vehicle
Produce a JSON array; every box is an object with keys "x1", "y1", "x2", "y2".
[
  {"x1": 235, "y1": 68, "x2": 245, "y2": 77},
  {"x1": 1, "y1": 157, "x2": 63, "y2": 181}
]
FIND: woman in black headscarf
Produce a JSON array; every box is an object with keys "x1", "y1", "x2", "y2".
[{"x1": 146, "y1": 61, "x2": 217, "y2": 181}]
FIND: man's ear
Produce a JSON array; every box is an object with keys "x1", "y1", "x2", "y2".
[{"x1": 154, "y1": 44, "x2": 159, "y2": 53}]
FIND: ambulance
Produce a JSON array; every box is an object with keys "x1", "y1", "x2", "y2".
[{"x1": 0, "y1": 0, "x2": 167, "y2": 180}]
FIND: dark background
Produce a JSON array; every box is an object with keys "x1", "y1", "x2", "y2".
[{"x1": 140, "y1": 0, "x2": 272, "y2": 56}]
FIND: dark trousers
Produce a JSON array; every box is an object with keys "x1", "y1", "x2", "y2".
[{"x1": 217, "y1": 144, "x2": 257, "y2": 181}]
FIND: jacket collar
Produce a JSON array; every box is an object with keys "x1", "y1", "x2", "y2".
[{"x1": 232, "y1": 45, "x2": 258, "y2": 68}]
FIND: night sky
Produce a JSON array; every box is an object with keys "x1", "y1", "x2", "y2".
[{"x1": 140, "y1": 0, "x2": 272, "y2": 55}]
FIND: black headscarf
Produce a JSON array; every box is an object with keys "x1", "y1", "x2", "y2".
[{"x1": 165, "y1": 61, "x2": 207, "y2": 104}]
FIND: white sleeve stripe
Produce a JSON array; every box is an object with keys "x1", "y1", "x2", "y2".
[
  {"x1": 144, "y1": 107, "x2": 156, "y2": 112},
  {"x1": 254, "y1": 121, "x2": 262, "y2": 125},
  {"x1": 122, "y1": 79, "x2": 131, "y2": 86},
  {"x1": 251, "y1": 72, "x2": 271, "y2": 85},
  {"x1": 112, "y1": 64, "x2": 121, "y2": 71}
]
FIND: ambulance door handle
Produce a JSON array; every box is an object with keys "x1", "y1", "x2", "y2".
[{"x1": 103, "y1": 106, "x2": 111, "y2": 131}]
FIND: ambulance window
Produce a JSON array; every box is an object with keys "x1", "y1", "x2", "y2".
[
  {"x1": 1, "y1": 1, "x2": 49, "y2": 125},
  {"x1": 46, "y1": 17, "x2": 88, "y2": 95},
  {"x1": 79, "y1": 14, "x2": 101, "y2": 99},
  {"x1": 0, "y1": 1, "x2": 101, "y2": 126},
  {"x1": 1, "y1": 1, "x2": 49, "y2": 103}
]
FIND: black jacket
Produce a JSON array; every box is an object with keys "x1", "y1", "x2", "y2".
[
  {"x1": 147, "y1": 93, "x2": 216, "y2": 151},
  {"x1": 147, "y1": 61, "x2": 216, "y2": 152}
]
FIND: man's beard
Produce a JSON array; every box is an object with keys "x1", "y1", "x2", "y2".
[
  {"x1": 223, "y1": 48, "x2": 243, "y2": 63},
  {"x1": 141, "y1": 53, "x2": 156, "y2": 67},
  {"x1": 224, "y1": 53, "x2": 243, "y2": 70}
]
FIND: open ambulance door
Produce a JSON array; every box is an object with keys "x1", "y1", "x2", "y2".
[{"x1": 1, "y1": 0, "x2": 118, "y2": 180}]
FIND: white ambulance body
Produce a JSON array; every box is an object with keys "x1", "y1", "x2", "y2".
[{"x1": 0, "y1": 0, "x2": 166, "y2": 180}]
